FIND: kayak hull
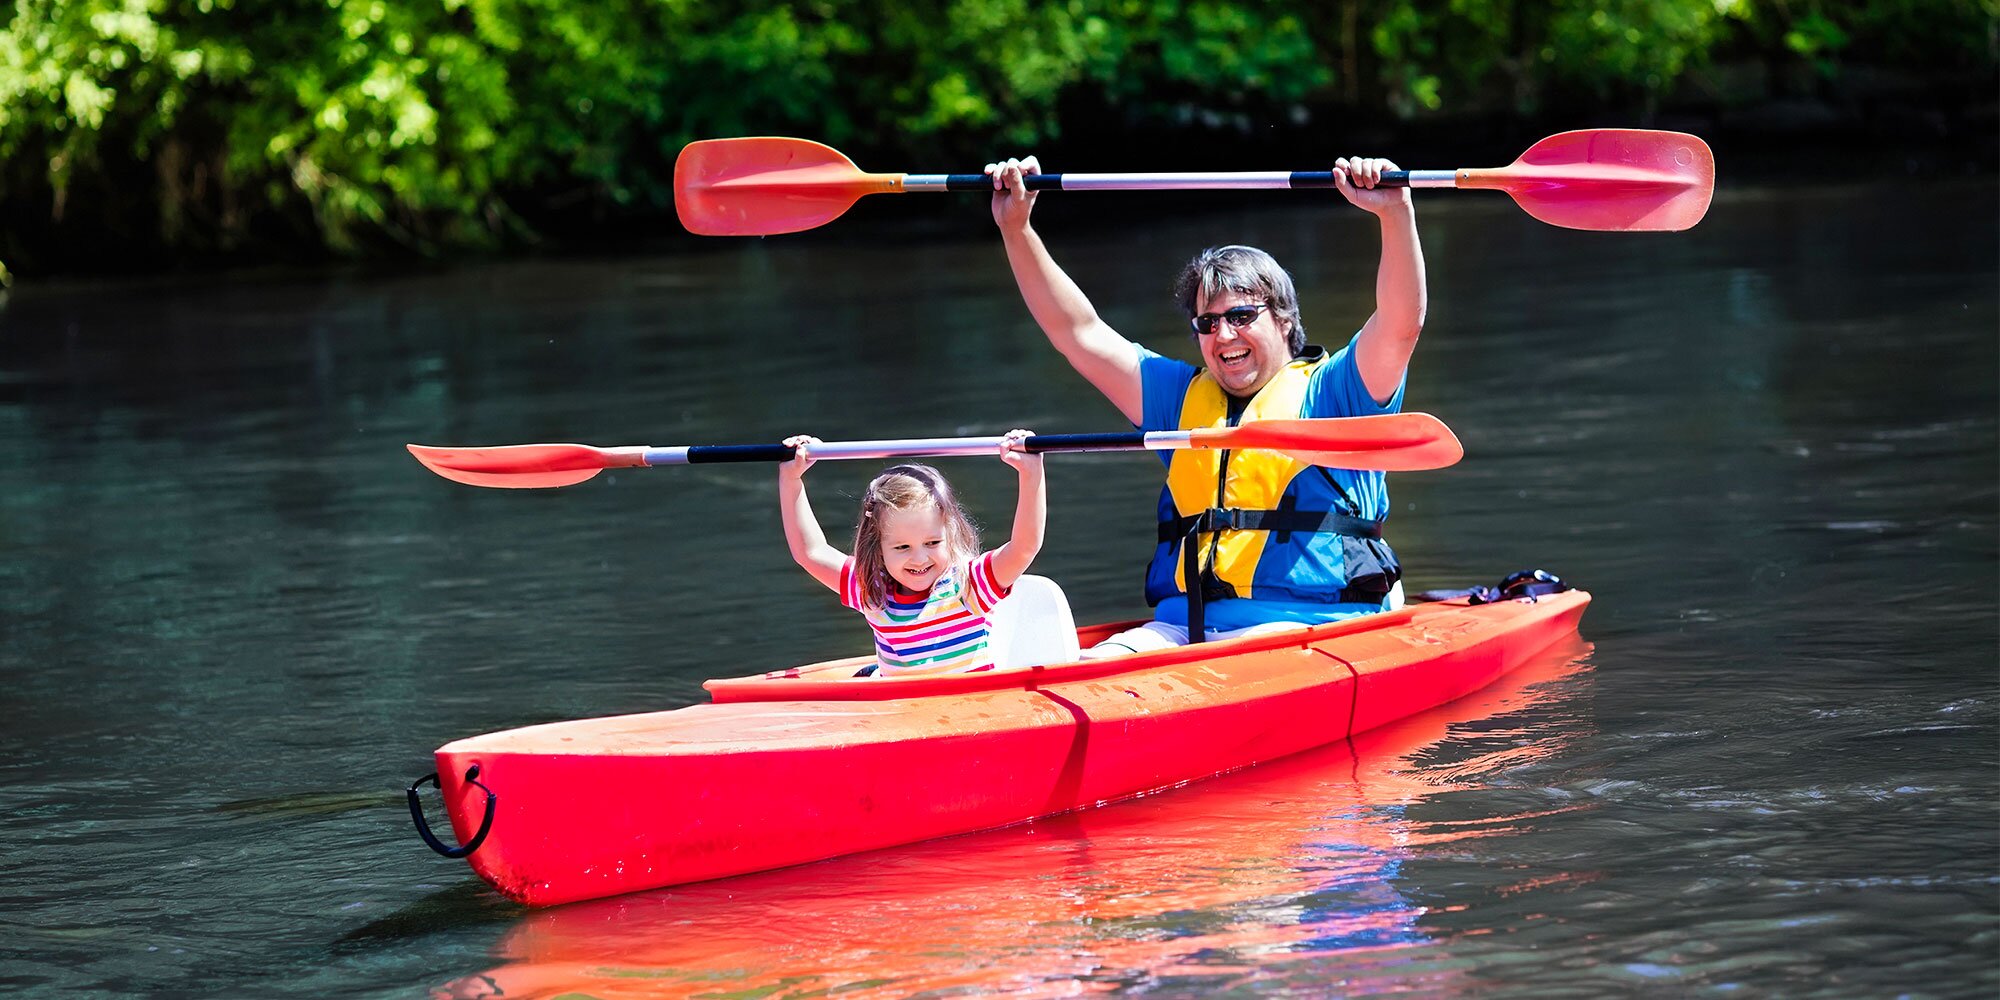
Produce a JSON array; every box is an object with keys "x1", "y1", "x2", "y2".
[{"x1": 429, "y1": 590, "x2": 1589, "y2": 906}]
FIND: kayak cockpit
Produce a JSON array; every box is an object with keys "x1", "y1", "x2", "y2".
[
  {"x1": 699, "y1": 607, "x2": 1462, "y2": 704},
  {"x1": 703, "y1": 619, "x2": 1141, "y2": 699}
]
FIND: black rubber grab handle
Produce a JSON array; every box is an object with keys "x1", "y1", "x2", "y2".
[{"x1": 408, "y1": 764, "x2": 496, "y2": 859}]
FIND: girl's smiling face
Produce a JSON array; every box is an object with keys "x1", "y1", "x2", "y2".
[{"x1": 876, "y1": 501, "x2": 950, "y2": 593}]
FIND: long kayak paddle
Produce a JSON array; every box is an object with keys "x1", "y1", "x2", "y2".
[
  {"x1": 675, "y1": 129, "x2": 1714, "y2": 236},
  {"x1": 408, "y1": 414, "x2": 1463, "y2": 489}
]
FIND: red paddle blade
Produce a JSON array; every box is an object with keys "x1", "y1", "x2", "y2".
[
  {"x1": 674, "y1": 137, "x2": 903, "y2": 236},
  {"x1": 1195, "y1": 413, "x2": 1464, "y2": 472},
  {"x1": 1465, "y1": 129, "x2": 1714, "y2": 232},
  {"x1": 406, "y1": 443, "x2": 636, "y2": 489}
]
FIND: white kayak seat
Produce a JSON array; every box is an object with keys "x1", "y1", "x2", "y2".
[
  {"x1": 986, "y1": 575, "x2": 1081, "y2": 669},
  {"x1": 1387, "y1": 579, "x2": 1405, "y2": 610}
]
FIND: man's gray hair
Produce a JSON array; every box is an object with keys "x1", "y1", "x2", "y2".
[{"x1": 1172, "y1": 245, "x2": 1306, "y2": 356}]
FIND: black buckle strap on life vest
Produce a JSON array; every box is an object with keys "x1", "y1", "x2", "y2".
[
  {"x1": 1158, "y1": 506, "x2": 1385, "y2": 544},
  {"x1": 1175, "y1": 505, "x2": 1390, "y2": 644},
  {"x1": 1184, "y1": 519, "x2": 1209, "y2": 643}
]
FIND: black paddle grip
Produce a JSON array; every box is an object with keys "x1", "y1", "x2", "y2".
[
  {"x1": 684, "y1": 444, "x2": 799, "y2": 464},
  {"x1": 943, "y1": 174, "x2": 1067, "y2": 191},
  {"x1": 1289, "y1": 170, "x2": 1412, "y2": 188},
  {"x1": 1024, "y1": 432, "x2": 1144, "y2": 454}
]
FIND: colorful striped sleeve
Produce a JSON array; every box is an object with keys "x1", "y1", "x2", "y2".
[
  {"x1": 960, "y1": 551, "x2": 1012, "y2": 615},
  {"x1": 838, "y1": 557, "x2": 860, "y2": 611}
]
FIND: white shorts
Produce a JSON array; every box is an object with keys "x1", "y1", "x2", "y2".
[
  {"x1": 1086, "y1": 582, "x2": 1404, "y2": 657},
  {"x1": 1086, "y1": 619, "x2": 1309, "y2": 656}
]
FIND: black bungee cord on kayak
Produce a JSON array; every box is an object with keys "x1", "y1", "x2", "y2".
[{"x1": 1414, "y1": 569, "x2": 1573, "y2": 605}]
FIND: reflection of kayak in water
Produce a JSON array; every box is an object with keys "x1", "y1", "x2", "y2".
[
  {"x1": 433, "y1": 633, "x2": 1594, "y2": 1000},
  {"x1": 414, "y1": 590, "x2": 1589, "y2": 908}
]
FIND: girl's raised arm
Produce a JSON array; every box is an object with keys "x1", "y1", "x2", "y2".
[
  {"x1": 987, "y1": 428, "x2": 1046, "y2": 588},
  {"x1": 777, "y1": 435, "x2": 846, "y2": 592}
]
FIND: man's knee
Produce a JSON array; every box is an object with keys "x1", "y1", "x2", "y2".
[{"x1": 1086, "y1": 620, "x2": 1189, "y2": 657}]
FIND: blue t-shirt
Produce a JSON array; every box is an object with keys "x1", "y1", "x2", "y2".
[{"x1": 1135, "y1": 333, "x2": 1406, "y2": 630}]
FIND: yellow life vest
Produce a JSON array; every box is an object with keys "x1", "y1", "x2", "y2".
[{"x1": 1146, "y1": 349, "x2": 1399, "y2": 636}]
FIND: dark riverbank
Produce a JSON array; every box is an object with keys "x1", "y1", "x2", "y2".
[{"x1": 2, "y1": 61, "x2": 1991, "y2": 282}]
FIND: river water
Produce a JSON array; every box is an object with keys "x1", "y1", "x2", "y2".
[{"x1": 1, "y1": 176, "x2": 1994, "y2": 998}]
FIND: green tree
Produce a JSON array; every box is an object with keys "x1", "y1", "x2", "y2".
[{"x1": 0, "y1": 0, "x2": 1990, "y2": 273}]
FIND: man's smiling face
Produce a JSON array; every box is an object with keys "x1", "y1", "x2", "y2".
[{"x1": 1195, "y1": 290, "x2": 1292, "y2": 398}]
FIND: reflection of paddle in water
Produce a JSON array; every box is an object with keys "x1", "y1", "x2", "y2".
[{"x1": 434, "y1": 636, "x2": 1593, "y2": 1000}]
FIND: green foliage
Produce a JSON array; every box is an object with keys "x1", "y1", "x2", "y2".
[
  {"x1": 0, "y1": 0, "x2": 1989, "y2": 268},
  {"x1": 1541, "y1": 0, "x2": 1748, "y2": 105}
]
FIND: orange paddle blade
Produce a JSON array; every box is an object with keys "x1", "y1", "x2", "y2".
[
  {"x1": 1196, "y1": 413, "x2": 1464, "y2": 472},
  {"x1": 406, "y1": 443, "x2": 643, "y2": 489},
  {"x1": 1461, "y1": 129, "x2": 1714, "y2": 232},
  {"x1": 675, "y1": 137, "x2": 903, "y2": 236}
]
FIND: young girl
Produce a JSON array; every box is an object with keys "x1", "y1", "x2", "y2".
[{"x1": 778, "y1": 430, "x2": 1046, "y2": 676}]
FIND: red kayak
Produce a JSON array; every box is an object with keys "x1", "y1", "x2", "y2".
[
  {"x1": 435, "y1": 637, "x2": 1592, "y2": 999},
  {"x1": 411, "y1": 589, "x2": 1589, "y2": 907}
]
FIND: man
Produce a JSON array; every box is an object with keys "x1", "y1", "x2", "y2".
[{"x1": 986, "y1": 153, "x2": 1426, "y2": 654}]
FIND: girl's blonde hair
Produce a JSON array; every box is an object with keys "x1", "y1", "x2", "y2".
[{"x1": 851, "y1": 463, "x2": 980, "y2": 611}]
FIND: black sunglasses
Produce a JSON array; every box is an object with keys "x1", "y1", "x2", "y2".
[{"x1": 1191, "y1": 303, "x2": 1270, "y2": 336}]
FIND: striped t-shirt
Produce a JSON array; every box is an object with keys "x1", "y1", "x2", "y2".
[{"x1": 840, "y1": 552, "x2": 1011, "y2": 676}]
